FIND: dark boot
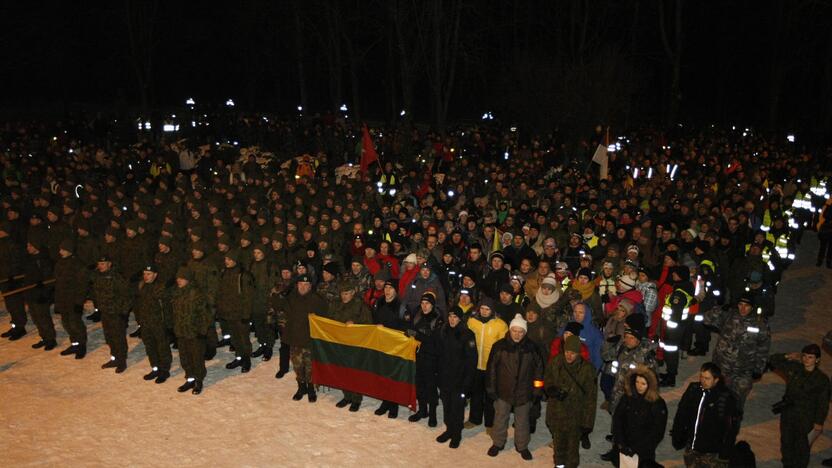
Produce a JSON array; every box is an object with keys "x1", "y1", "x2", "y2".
[
  {"x1": 275, "y1": 368, "x2": 288, "y2": 379},
  {"x1": 155, "y1": 370, "x2": 170, "y2": 384},
  {"x1": 43, "y1": 339, "x2": 57, "y2": 351},
  {"x1": 449, "y1": 435, "x2": 461, "y2": 449},
  {"x1": 262, "y1": 347, "x2": 273, "y2": 361},
  {"x1": 581, "y1": 432, "x2": 591, "y2": 449},
  {"x1": 240, "y1": 356, "x2": 251, "y2": 373},
  {"x1": 292, "y1": 382, "x2": 307, "y2": 401},
  {"x1": 518, "y1": 449, "x2": 532, "y2": 460},
  {"x1": 60, "y1": 344, "x2": 78, "y2": 356},
  {"x1": 336, "y1": 398, "x2": 351, "y2": 408},
  {"x1": 115, "y1": 362, "x2": 127, "y2": 373},
  {"x1": 0, "y1": 328, "x2": 13, "y2": 338},
  {"x1": 143, "y1": 369, "x2": 160, "y2": 381},
  {"x1": 408, "y1": 403, "x2": 426, "y2": 422},
  {"x1": 375, "y1": 402, "x2": 390, "y2": 416},
  {"x1": 487, "y1": 445, "x2": 503, "y2": 457},
  {"x1": 388, "y1": 404, "x2": 398, "y2": 419},
  {"x1": 178, "y1": 379, "x2": 195, "y2": 393},
  {"x1": 32, "y1": 340, "x2": 47, "y2": 349},
  {"x1": 307, "y1": 385, "x2": 317, "y2": 403},
  {"x1": 436, "y1": 431, "x2": 452, "y2": 443},
  {"x1": 75, "y1": 344, "x2": 87, "y2": 360},
  {"x1": 101, "y1": 358, "x2": 118, "y2": 369},
  {"x1": 8, "y1": 327, "x2": 26, "y2": 340},
  {"x1": 225, "y1": 357, "x2": 243, "y2": 369},
  {"x1": 348, "y1": 401, "x2": 361, "y2": 412},
  {"x1": 251, "y1": 345, "x2": 266, "y2": 358},
  {"x1": 428, "y1": 403, "x2": 438, "y2": 427},
  {"x1": 192, "y1": 380, "x2": 203, "y2": 395}
]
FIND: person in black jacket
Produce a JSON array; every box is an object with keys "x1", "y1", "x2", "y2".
[
  {"x1": 485, "y1": 313, "x2": 545, "y2": 461},
  {"x1": 671, "y1": 362, "x2": 739, "y2": 467},
  {"x1": 612, "y1": 364, "x2": 667, "y2": 467},
  {"x1": 405, "y1": 292, "x2": 443, "y2": 427},
  {"x1": 435, "y1": 307, "x2": 478, "y2": 449},
  {"x1": 373, "y1": 280, "x2": 406, "y2": 418}
]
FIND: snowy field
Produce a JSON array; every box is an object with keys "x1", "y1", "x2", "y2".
[{"x1": 2, "y1": 236, "x2": 831, "y2": 467}]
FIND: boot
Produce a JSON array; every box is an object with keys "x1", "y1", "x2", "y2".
[
  {"x1": 115, "y1": 362, "x2": 127, "y2": 373},
  {"x1": 32, "y1": 340, "x2": 47, "y2": 349},
  {"x1": 43, "y1": 339, "x2": 57, "y2": 351},
  {"x1": 292, "y1": 382, "x2": 307, "y2": 401},
  {"x1": 102, "y1": 358, "x2": 118, "y2": 369},
  {"x1": 225, "y1": 357, "x2": 243, "y2": 370},
  {"x1": 388, "y1": 404, "x2": 398, "y2": 419},
  {"x1": 262, "y1": 346, "x2": 273, "y2": 361},
  {"x1": 275, "y1": 368, "x2": 289, "y2": 379},
  {"x1": 487, "y1": 445, "x2": 503, "y2": 457},
  {"x1": 336, "y1": 398, "x2": 351, "y2": 408},
  {"x1": 449, "y1": 435, "x2": 461, "y2": 449},
  {"x1": 8, "y1": 327, "x2": 26, "y2": 340},
  {"x1": 129, "y1": 327, "x2": 142, "y2": 338},
  {"x1": 348, "y1": 401, "x2": 361, "y2": 412},
  {"x1": 0, "y1": 328, "x2": 13, "y2": 338},
  {"x1": 75, "y1": 344, "x2": 87, "y2": 360},
  {"x1": 307, "y1": 385, "x2": 317, "y2": 403},
  {"x1": 155, "y1": 370, "x2": 170, "y2": 384},
  {"x1": 436, "y1": 431, "x2": 452, "y2": 443},
  {"x1": 143, "y1": 369, "x2": 160, "y2": 381},
  {"x1": 192, "y1": 380, "x2": 203, "y2": 395},
  {"x1": 240, "y1": 356, "x2": 251, "y2": 373},
  {"x1": 178, "y1": 379, "x2": 195, "y2": 393},
  {"x1": 86, "y1": 310, "x2": 101, "y2": 322},
  {"x1": 408, "y1": 405, "x2": 426, "y2": 422},
  {"x1": 428, "y1": 403, "x2": 438, "y2": 427},
  {"x1": 581, "y1": 432, "x2": 591, "y2": 449},
  {"x1": 251, "y1": 344, "x2": 266, "y2": 358},
  {"x1": 518, "y1": 449, "x2": 532, "y2": 460},
  {"x1": 375, "y1": 402, "x2": 390, "y2": 416},
  {"x1": 60, "y1": 344, "x2": 78, "y2": 356}
]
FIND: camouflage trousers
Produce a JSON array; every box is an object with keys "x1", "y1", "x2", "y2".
[
  {"x1": 290, "y1": 346, "x2": 312, "y2": 383},
  {"x1": 683, "y1": 449, "x2": 729, "y2": 468},
  {"x1": 724, "y1": 373, "x2": 753, "y2": 415}
]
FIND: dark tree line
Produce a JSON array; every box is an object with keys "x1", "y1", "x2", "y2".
[{"x1": 1, "y1": 1, "x2": 831, "y2": 134}]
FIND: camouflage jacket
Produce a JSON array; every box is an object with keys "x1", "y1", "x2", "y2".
[
  {"x1": 216, "y1": 265, "x2": 254, "y2": 321},
  {"x1": 186, "y1": 257, "x2": 218, "y2": 306},
  {"x1": 316, "y1": 279, "x2": 340, "y2": 303},
  {"x1": 53, "y1": 254, "x2": 89, "y2": 311},
  {"x1": 603, "y1": 339, "x2": 658, "y2": 411},
  {"x1": 326, "y1": 297, "x2": 372, "y2": 324},
  {"x1": 134, "y1": 280, "x2": 169, "y2": 328},
  {"x1": 705, "y1": 307, "x2": 771, "y2": 377},
  {"x1": 89, "y1": 268, "x2": 132, "y2": 316},
  {"x1": 171, "y1": 283, "x2": 213, "y2": 338},
  {"x1": 248, "y1": 258, "x2": 274, "y2": 310}
]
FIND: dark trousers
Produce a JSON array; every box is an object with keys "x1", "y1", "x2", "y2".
[
  {"x1": 252, "y1": 309, "x2": 276, "y2": 347},
  {"x1": 5, "y1": 294, "x2": 27, "y2": 329},
  {"x1": 101, "y1": 313, "x2": 128, "y2": 363},
  {"x1": 600, "y1": 373, "x2": 615, "y2": 402},
  {"x1": 440, "y1": 390, "x2": 466, "y2": 439},
  {"x1": 468, "y1": 369, "x2": 494, "y2": 426},
  {"x1": 663, "y1": 321, "x2": 685, "y2": 375},
  {"x1": 221, "y1": 318, "x2": 252, "y2": 358},
  {"x1": 141, "y1": 323, "x2": 172, "y2": 371},
  {"x1": 28, "y1": 301, "x2": 56, "y2": 341},
  {"x1": 59, "y1": 304, "x2": 87, "y2": 345},
  {"x1": 818, "y1": 231, "x2": 832, "y2": 266},
  {"x1": 178, "y1": 336, "x2": 207, "y2": 381},
  {"x1": 552, "y1": 426, "x2": 581, "y2": 468},
  {"x1": 277, "y1": 327, "x2": 290, "y2": 371}
]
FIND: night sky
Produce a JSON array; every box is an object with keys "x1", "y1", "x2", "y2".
[{"x1": 1, "y1": 1, "x2": 830, "y2": 134}]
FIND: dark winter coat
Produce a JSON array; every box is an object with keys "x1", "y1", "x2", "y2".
[
  {"x1": 436, "y1": 322, "x2": 478, "y2": 396},
  {"x1": 277, "y1": 289, "x2": 328, "y2": 347},
  {"x1": 485, "y1": 334, "x2": 544, "y2": 406},
  {"x1": 612, "y1": 366, "x2": 667, "y2": 462},
  {"x1": 171, "y1": 283, "x2": 213, "y2": 338},
  {"x1": 373, "y1": 296, "x2": 406, "y2": 331},
  {"x1": 671, "y1": 382, "x2": 739, "y2": 459}
]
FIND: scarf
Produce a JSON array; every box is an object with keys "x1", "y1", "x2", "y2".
[
  {"x1": 535, "y1": 287, "x2": 559, "y2": 309},
  {"x1": 572, "y1": 281, "x2": 596, "y2": 300}
]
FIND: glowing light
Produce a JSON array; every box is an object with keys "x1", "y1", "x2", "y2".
[
  {"x1": 340, "y1": 104, "x2": 348, "y2": 112},
  {"x1": 226, "y1": 99, "x2": 235, "y2": 107},
  {"x1": 400, "y1": 109, "x2": 406, "y2": 116},
  {"x1": 448, "y1": 190, "x2": 455, "y2": 197},
  {"x1": 185, "y1": 98, "x2": 195, "y2": 106},
  {"x1": 787, "y1": 134, "x2": 795, "y2": 143}
]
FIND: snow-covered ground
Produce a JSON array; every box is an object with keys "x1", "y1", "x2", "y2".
[{"x1": 2, "y1": 236, "x2": 831, "y2": 467}]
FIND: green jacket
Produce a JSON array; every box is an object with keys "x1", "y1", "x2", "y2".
[
  {"x1": 171, "y1": 283, "x2": 213, "y2": 338},
  {"x1": 769, "y1": 353, "x2": 831, "y2": 430},
  {"x1": 89, "y1": 267, "x2": 132, "y2": 316},
  {"x1": 216, "y1": 265, "x2": 255, "y2": 320},
  {"x1": 327, "y1": 296, "x2": 372, "y2": 324},
  {"x1": 545, "y1": 353, "x2": 597, "y2": 431},
  {"x1": 275, "y1": 289, "x2": 328, "y2": 348},
  {"x1": 134, "y1": 280, "x2": 169, "y2": 328},
  {"x1": 248, "y1": 258, "x2": 274, "y2": 311},
  {"x1": 187, "y1": 257, "x2": 218, "y2": 306},
  {"x1": 53, "y1": 254, "x2": 89, "y2": 311}
]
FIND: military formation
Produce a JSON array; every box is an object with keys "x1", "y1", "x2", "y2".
[{"x1": 1, "y1": 118, "x2": 831, "y2": 466}]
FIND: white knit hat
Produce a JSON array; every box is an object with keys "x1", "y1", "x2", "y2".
[
  {"x1": 404, "y1": 253, "x2": 417, "y2": 264},
  {"x1": 618, "y1": 273, "x2": 636, "y2": 291},
  {"x1": 509, "y1": 313, "x2": 527, "y2": 332},
  {"x1": 541, "y1": 276, "x2": 558, "y2": 290}
]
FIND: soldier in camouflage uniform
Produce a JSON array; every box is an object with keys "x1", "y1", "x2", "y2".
[
  {"x1": 0, "y1": 221, "x2": 28, "y2": 340},
  {"x1": 327, "y1": 279, "x2": 373, "y2": 411},
  {"x1": 275, "y1": 275, "x2": 327, "y2": 402},
  {"x1": 171, "y1": 267, "x2": 213, "y2": 395},
  {"x1": 87, "y1": 255, "x2": 133, "y2": 373},
  {"x1": 24, "y1": 238, "x2": 57, "y2": 350},
  {"x1": 316, "y1": 262, "x2": 341, "y2": 303},
  {"x1": 602, "y1": 314, "x2": 658, "y2": 415},
  {"x1": 186, "y1": 240, "x2": 219, "y2": 358},
  {"x1": 54, "y1": 239, "x2": 90, "y2": 358},
  {"x1": 216, "y1": 249, "x2": 255, "y2": 372},
  {"x1": 249, "y1": 245, "x2": 277, "y2": 361},
  {"x1": 769, "y1": 345, "x2": 831, "y2": 468},
  {"x1": 134, "y1": 265, "x2": 172, "y2": 384},
  {"x1": 153, "y1": 237, "x2": 181, "y2": 287},
  {"x1": 703, "y1": 292, "x2": 770, "y2": 414},
  {"x1": 271, "y1": 264, "x2": 296, "y2": 378},
  {"x1": 122, "y1": 220, "x2": 150, "y2": 282}
]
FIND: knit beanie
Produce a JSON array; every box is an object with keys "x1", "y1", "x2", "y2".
[
  {"x1": 564, "y1": 335, "x2": 581, "y2": 353},
  {"x1": 509, "y1": 313, "x2": 527, "y2": 332}
]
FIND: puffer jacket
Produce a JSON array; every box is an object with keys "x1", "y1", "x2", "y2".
[{"x1": 466, "y1": 313, "x2": 508, "y2": 370}]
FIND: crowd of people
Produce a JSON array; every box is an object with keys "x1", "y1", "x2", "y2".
[{"x1": 2, "y1": 114, "x2": 831, "y2": 467}]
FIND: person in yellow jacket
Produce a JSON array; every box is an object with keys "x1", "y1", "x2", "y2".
[{"x1": 465, "y1": 297, "x2": 509, "y2": 430}]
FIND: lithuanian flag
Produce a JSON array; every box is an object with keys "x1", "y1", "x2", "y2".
[{"x1": 309, "y1": 314, "x2": 418, "y2": 409}]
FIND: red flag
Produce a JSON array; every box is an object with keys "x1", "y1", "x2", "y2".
[{"x1": 360, "y1": 124, "x2": 379, "y2": 174}]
